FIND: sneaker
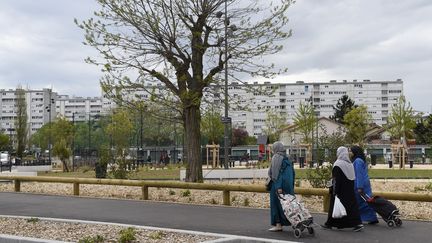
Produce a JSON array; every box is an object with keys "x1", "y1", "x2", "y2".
[
  {"x1": 368, "y1": 220, "x2": 379, "y2": 225},
  {"x1": 353, "y1": 224, "x2": 364, "y2": 232},
  {"x1": 268, "y1": 226, "x2": 283, "y2": 232}
]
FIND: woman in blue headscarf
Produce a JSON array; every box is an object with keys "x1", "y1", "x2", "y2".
[
  {"x1": 351, "y1": 145, "x2": 379, "y2": 224},
  {"x1": 267, "y1": 141, "x2": 295, "y2": 232}
]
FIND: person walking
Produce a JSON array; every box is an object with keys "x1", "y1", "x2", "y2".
[
  {"x1": 351, "y1": 145, "x2": 379, "y2": 224},
  {"x1": 267, "y1": 141, "x2": 295, "y2": 232},
  {"x1": 322, "y1": 146, "x2": 363, "y2": 231}
]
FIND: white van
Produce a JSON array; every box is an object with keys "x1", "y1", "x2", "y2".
[{"x1": 0, "y1": 152, "x2": 9, "y2": 165}]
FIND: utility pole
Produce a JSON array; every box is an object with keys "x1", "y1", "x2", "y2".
[{"x1": 72, "y1": 112, "x2": 75, "y2": 171}]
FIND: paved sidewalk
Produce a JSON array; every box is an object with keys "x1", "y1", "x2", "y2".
[{"x1": 1, "y1": 192, "x2": 431, "y2": 243}]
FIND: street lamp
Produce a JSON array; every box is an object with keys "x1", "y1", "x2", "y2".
[
  {"x1": 217, "y1": 1, "x2": 237, "y2": 170},
  {"x1": 45, "y1": 89, "x2": 55, "y2": 164}
]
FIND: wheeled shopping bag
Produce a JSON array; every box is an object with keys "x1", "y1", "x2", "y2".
[
  {"x1": 278, "y1": 193, "x2": 315, "y2": 238},
  {"x1": 361, "y1": 194, "x2": 402, "y2": 227}
]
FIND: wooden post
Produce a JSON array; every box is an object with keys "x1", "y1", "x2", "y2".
[
  {"x1": 14, "y1": 180, "x2": 20, "y2": 192},
  {"x1": 223, "y1": 190, "x2": 230, "y2": 206},
  {"x1": 73, "y1": 182, "x2": 80, "y2": 196},
  {"x1": 323, "y1": 194, "x2": 330, "y2": 212},
  {"x1": 142, "y1": 186, "x2": 149, "y2": 200}
]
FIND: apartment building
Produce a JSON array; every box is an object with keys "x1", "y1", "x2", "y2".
[
  {"x1": 0, "y1": 88, "x2": 56, "y2": 138},
  {"x1": 56, "y1": 95, "x2": 103, "y2": 122},
  {"x1": 211, "y1": 79, "x2": 404, "y2": 136}
]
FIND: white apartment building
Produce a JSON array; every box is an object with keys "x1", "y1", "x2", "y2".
[
  {"x1": 56, "y1": 95, "x2": 103, "y2": 122},
  {"x1": 211, "y1": 79, "x2": 403, "y2": 136},
  {"x1": 0, "y1": 88, "x2": 57, "y2": 138}
]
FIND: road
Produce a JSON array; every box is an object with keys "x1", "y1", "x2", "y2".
[{"x1": 0, "y1": 192, "x2": 431, "y2": 243}]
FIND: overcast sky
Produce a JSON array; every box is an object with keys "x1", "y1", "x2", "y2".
[{"x1": 0, "y1": 0, "x2": 431, "y2": 112}]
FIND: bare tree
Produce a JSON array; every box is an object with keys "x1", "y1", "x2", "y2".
[{"x1": 77, "y1": 0, "x2": 294, "y2": 182}]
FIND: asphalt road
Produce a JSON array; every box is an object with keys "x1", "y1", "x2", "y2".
[{"x1": 0, "y1": 192, "x2": 430, "y2": 243}]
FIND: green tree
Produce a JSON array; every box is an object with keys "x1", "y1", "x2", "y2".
[
  {"x1": 414, "y1": 115, "x2": 432, "y2": 144},
  {"x1": 30, "y1": 124, "x2": 50, "y2": 151},
  {"x1": 15, "y1": 86, "x2": 28, "y2": 158},
  {"x1": 386, "y1": 95, "x2": 416, "y2": 140},
  {"x1": 330, "y1": 95, "x2": 357, "y2": 124},
  {"x1": 293, "y1": 102, "x2": 317, "y2": 144},
  {"x1": 0, "y1": 133, "x2": 9, "y2": 151},
  {"x1": 105, "y1": 108, "x2": 134, "y2": 178},
  {"x1": 53, "y1": 138, "x2": 71, "y2": 172},
  {"x1": 77, "y1": 0, "x2": 294, "y2": 182},
  {"x1": 264, "y1": 109, "x2": 287, "y2": 143},
  {"x1": 344, "y1": 105, "x2": 371, "y2": 145},
  {"x1": 201, "y1": 106, "x2": 224, "y2": 145}
]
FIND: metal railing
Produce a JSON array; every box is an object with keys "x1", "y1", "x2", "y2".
[{"x1": 0, "y1": 175, "x2": 431, "y2": 212}]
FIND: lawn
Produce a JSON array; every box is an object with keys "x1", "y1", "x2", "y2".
[{"x1": 38, "y1": 166, "x2": 432, "y2": 180}]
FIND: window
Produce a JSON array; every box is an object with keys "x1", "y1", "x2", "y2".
[{"x1": 291, "y1": 92, "x2": 295, "y2": 95}]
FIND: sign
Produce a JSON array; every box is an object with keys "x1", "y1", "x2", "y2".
[{"x1": 221, "y1": 116, "x2": 232, "y2": 124}]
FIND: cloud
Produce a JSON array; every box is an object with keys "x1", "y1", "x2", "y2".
[{"x1": 0, "y1": 0, "x2": 431, "y2": 112}]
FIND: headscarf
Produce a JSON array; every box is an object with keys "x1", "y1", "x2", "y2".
[
  {"x1": 268, "y1": 141, "x2": 286, "y2": 181},
  {"x1": 333, "y1": 146, "x2": 355, "y2": 180},
  {"x1": 351, "y1": 145, "x2": 366, "y2": 162}
]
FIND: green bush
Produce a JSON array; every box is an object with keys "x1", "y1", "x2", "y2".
[
  {"x1": 118, "y1": 227, "x2": 136, "y2": 243},
  {"x1": 181, "y1": 189, "x2": 191, "y2": 197},
  {"x1": 243, "y1": 198, "x2": 250, "y2": 207},
  {"x1": 306, "y1": 164, "x2": 332, "y2": 188},
  {"x1": 78, "y1": 235, "x2": 104, "y2": 243},
  {"x1": 169, "y1": 190, "x2": 176, "y2": 195},
  {"x1": 26, "y1": 218, "x2": 39, "y2": 223},
  {"x1": 149, "y1": 231, "x2": 164, "y2": 240}
]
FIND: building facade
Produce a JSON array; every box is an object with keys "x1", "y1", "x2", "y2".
[
  {"x1": 0, "y1": 88, "x2": 57, "y2": 137},
  {"x1": 211, "y1": 79, "x2": 403, "y2": 136},
  {"x1": 56, "y1": 95, "x2": 103, "y2": 122}
]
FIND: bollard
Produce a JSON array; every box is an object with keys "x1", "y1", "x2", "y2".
[
  {"x1": 73, "y1": 182, "x2": 80, "y2": 196},
  {"x1": 223, "y1": 190, "x2": 230, "y2": 206},
  {"x1": 142, "y1": 186, "x2": 149, "y2": 200},
  {"x1": 388, "y1": 160, "x2": 393, "y2": 168},
  {"x1": 14, "y1": 179, "x2": 21, "y2": 192}
]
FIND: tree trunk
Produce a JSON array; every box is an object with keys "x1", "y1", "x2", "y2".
[
  {"x1": 184, "y1": 104, "x2": 203, "y2": 182},
  {"x1": 62, "y1": 160, "x2": 69, "y2": 172}
]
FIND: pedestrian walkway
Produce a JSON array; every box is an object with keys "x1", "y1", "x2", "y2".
[{"x1": 0, "y1": 192, "x2": 431, "y2": 243}]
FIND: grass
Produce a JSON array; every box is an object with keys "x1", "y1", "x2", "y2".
[{"x1": 38, "y1": 165, "x2": 432, "y2": 180}]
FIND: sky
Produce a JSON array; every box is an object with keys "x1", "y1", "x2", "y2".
[{"x1": 0, "y1": 0, "x2": 431, "y2": 112}]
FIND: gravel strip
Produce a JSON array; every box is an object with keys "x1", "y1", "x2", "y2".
[
  {"x1": 0, "y1": 217, "x2": 218, "y2": 243},
  {"x1": 0, "y1": 179, "x2": 431, "y2": 242}
]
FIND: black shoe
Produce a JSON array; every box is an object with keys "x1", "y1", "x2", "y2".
[
  {"x1": 368, "y1": 220, "x2": 379, "y2": 225},
  {"x1": 321, "y1": 224, "x2": 332, "y2": 230},
  {"x1": 353, "y1": 224, "x2": 364, "y2": 232}
]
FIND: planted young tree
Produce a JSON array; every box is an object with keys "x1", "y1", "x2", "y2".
[
  {"x1": 0, "y1": 133, "x2": 9, "y2": 151},
  {"x1": 330, "y1": 95, "x2": 357, "y2": 124},
  {"x1": 344, "y1": 105, "x2": 371, "y2": 145},
  {"x1": 53, "y1": 139, "x2": 71, "y2": 172},
  {"x1": 15, "y1": 86, "x2": 28, "y2": 159},
  {"x1": 201, "y1": 105, "x2": 224, "y2": 145},
  {"x1": 264, "y1": 108, "x2": 287, "y2": 143},
  {"x1": 293, "y1": 102, "x2": 317, "y2": 144},
  {"x1": 105, "y1": 108, "x2": 134, "y2": 178},
  {"x1": 386, "y1": 95, "x2": 416, "y2": 140},
  {"x1": 77, "y1": 0, "x2": 294, "y2": 182}
]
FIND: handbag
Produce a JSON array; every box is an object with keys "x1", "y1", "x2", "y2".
[
  {"x1": 332, "y1": 195, "x2": 347, "y2": 218},
  {"x1": 265, "y1": 177, "x2": 273, "y2": 191}
]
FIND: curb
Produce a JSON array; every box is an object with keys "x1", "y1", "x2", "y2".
[{"x1": 0, "y1": 234, "x2": 69, "y2": 243}]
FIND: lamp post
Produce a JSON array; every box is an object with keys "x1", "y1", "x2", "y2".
[
  {"x1": 45, "y1": 89, "x2": 54, "y2": 164},
  {"x1": 217, "y1": 1, "x2": 237, "y2": 170}
]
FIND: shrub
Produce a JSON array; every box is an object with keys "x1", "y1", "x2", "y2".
[
  {"x1": 26, "y1": 218, "x2": 39, "y2": 223},
  {"x1": 118, "y1": 227, "x2": 136, "y2": 243},
  {"x1": 78, "y1": 235, "x2": 104, "y2": 243},
  {"x1": 306, "y1": 164, "x2": 332, "y2": 188},
  {"x1": 181, "y1": 189, "x2": 191, "y2": 197},
  {"x1": 149, "y1": 231, "x2": 164, "y2": 240},
  {"x1": 243, "y1": 198, "x2": 250, "y2": 207},
  {"x1": 211, "y1": 198, "x2": 217, "y2": 204},
  {"x1": 169, "y1": 190, "x2": 176, "y2": 195}
]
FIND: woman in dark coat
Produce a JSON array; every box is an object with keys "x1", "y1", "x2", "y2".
[
  {"x1": 268, "y1": 141, "x2": 295, "y2": 232},
  {"x1": 351, "y1": 145, "x2": 378, "y2": 224},
  {"x1": 322, "y1": 146, "x2": 363, "y2": 231}
]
